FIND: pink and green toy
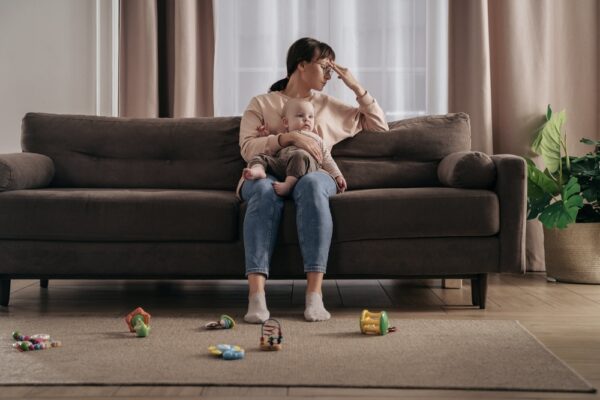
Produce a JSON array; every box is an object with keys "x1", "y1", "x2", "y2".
[{"x1": 125, "y1": 307, "x2": 151, "y2": 337}]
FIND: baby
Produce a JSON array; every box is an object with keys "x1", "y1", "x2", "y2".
[{"x1": 243, "y1": 98, "x2": 346, "y2": 196}]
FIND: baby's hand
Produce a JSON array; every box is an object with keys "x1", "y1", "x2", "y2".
[
  {"x1": 335, "y1": 176, "x2": 347, "y2": 193},
  {"x1": 256, "y1": 123, "x2": 270, "y2": 137}
]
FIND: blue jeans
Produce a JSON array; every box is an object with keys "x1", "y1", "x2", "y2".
[{"x1": 241, "y1": 171, "x2": 337, "y2": 277}]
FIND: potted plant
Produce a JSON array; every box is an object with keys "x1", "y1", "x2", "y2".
[{"x1": 526, "y1": 105, "x2": 600, "y2": 283}]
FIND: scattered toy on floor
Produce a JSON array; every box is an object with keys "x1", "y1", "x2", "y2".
[
  {"x1": 360, "y1": 309, "x2": 396, "y2": 335},
  {"x1": 260, "y1": 318, "x2": 283, "y2": 351},
  {"x1": 205, "y1": 314, "x2": 236, "y2": 330},
  {"x1": 125, "y1": 307, "x2": 151, "y2": 337},
  {"x1": 208, "y1": 344, "x2": 245, "y2": 360},
  {"x1": 12, "y1": 331, "x2": 62, "y2": 351}
]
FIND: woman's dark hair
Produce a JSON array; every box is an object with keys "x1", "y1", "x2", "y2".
[{"x1": 269, "y1": 37, "x2": 336, "y2": 92}]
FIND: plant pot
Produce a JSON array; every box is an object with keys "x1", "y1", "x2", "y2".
[{"x1": 544, "y1": 223, "x2": 600, "y2": 284}]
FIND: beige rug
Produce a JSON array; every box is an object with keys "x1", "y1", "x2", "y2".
[{"x1": 0, "y1": 316, "x2": 595, "y2": 392}]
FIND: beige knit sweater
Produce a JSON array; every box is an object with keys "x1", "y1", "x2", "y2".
[{"x1": 239, "y1": 90, "x2": 389, "y2": 162}]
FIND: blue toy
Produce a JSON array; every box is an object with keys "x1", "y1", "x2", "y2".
[{"x1": 208, "y1": 344, "x2": 245, "y2": 360}]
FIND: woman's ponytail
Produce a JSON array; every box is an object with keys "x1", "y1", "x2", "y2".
[{"x1": 269, "y1": 77, "x2": 289, "y2": 92}]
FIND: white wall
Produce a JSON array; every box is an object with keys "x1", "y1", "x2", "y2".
[{"x1": 0, "y1": 0, "x2": 97, "y2": 153}]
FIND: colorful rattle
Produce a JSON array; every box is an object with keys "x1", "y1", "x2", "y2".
[
  {"x1": 205, "y1": 315, "x2": 236, "y2": 330},
  {"x1": 208, "y1": 344, "x2": 245, "y2": 360},
  {"x1": 12, "y1": 331, "x2": 62, "y2": 352},
  {"x1": 360, "y1": 309, "x2": 396, "y2": 335},
  {"x1": 125, "y1": 307, "x2": 151, "y2": 337},
  {"x1": 260, "y1": 318, "x2": 283, "y2": 351}
]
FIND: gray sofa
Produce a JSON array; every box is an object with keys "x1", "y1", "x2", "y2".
[{"x1": 0, "y1": 112, "x2": 526, "y2": 307}]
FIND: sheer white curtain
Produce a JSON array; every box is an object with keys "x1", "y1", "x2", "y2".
[{"x1": 213, "y1": 0, "x2": 448, "y2": 120}]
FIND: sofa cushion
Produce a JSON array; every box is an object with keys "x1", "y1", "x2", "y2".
[
  {"x1": 332, "y1": 113, "x2": 472, "y2": 189},
  {"x1": 0, "y1": 153, "x2": 54, "y2": 191},
  {"x1": 438, "y1": 151, "x2": 496, "y2": 189},
  {"x1": 276, "y1": 187, "x2": 499, "y2": 244},
  {"x1": 0, "y1": 189, "x2": 238, "y2": 241},
  {"x1": 21, "y1": 113, "x2": 245, "y2": 190}
]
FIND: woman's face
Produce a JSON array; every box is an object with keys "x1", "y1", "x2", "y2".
[{"x1": 301, "y1": 57, "x2": 334, "y2": 91}]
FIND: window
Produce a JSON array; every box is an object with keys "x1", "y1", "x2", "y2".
[{"x1": 214, "y1": 0, "x2": 448, "y2": 120}]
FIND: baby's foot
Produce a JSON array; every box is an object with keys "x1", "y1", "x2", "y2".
[
  {"x1": 243, "y1": 166, "x2": 266, "y2": 180},
  {"x1": 272, "y1": 181, "x2": 294, "y2": 197},
  {"x1": 304, "y1": 292, "x2": 331, "y2": 322}
]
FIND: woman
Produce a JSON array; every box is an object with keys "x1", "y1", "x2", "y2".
[{"x1": 239, "y1": 37, "x2": 388, "y2": 323}]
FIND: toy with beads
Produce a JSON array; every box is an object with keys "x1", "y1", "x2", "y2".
[
  {"x1": 125, "y1": 307, "x2": 151, "y2": 337},
  {"x1": 260, "y1": 318, "x2": 283, "y2": 351},
  {"x1": 12, "y1": 331, "x2": 62, "y2": 352},
  {"x1": 359, "y1": 309, "x2": 396, "y2": 335},
  {"x1": 204, "y1": 314, "x2": 236, "y2": 330}
]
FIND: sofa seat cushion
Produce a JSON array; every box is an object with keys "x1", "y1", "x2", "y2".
[
  {"x1": 276, "y1": 187, "x2": 499, "y2": 244},
  {"x1": 0, "y1": 189, "x2": 239, "y2": 241}
]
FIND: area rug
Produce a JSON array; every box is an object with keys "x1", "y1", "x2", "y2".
[{"x1": 0, "y1": 316, "x2": 595, "y2": 392}]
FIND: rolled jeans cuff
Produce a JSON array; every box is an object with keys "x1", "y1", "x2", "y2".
[
  {"x1": 245, "y1": 268, "x2": 269, "y2": 278},
  {"x1": 304, "y1": 265, "x2": 327, "y2": 274}
]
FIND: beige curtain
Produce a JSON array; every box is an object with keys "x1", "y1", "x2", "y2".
[
  {"x1": 119, "y1": 0, "x2": 214, "y2": 117},
  {"x1": 449, "y1": 0, "x2": 599, "y2": 271}
]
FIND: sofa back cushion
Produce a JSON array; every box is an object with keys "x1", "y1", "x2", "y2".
[
  {"x1": 332, "y1": 113, "x2": 471, "y2": 189},
  {"x1": 22, "y1": 113, "x2": 245, "y2": 189},
  {"x1": 22, "y1": 112, "x2": 471, "y2": 190}
]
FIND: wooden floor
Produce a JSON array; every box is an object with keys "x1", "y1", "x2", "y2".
[{"x1": 1, "y1": 273, "x2": 599, "y2": 399}]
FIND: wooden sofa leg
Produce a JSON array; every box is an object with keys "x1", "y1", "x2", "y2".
[
  {"x1": 1, "y1": 279, "x2": 10, "y2": 307},
  {"x1": 471, "y1": 274, "x2": 487, "y2": 309},
  {"x1": 40, "y1": 279, "x2": 49, "y2": 288}
]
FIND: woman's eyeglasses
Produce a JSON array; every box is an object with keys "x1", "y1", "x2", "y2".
[{"x1": 315, "y1": 62, "x2": 333, "y2": 76}]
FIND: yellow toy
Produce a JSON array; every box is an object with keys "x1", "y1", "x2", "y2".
[{"x1": 359, "y1": 309, "x2": 396, "y2": 335}]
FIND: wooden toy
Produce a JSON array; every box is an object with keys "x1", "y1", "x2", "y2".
[
  {"x1": 208, "y1": 344, "x2": 245, "y2": 360},
  {"x1": 359, "y1": 309, "x2": 396, "y2": 335},
  {"x1": 125, "y1": 307, "x2": 151, "y2": 337},
  {"x1": 260, "y1": 318, "x2": 283, "y2": 351}
]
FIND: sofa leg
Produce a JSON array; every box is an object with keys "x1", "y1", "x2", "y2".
[
  {"x1": 471, "y1": 274, "x2": 487, "y2": 309},
  {"x1": 1, "y1": 279, "x2": 10, "y2": 307},
  {"x1": 40, "y1": 279, "x2": 49, "y2": 288}
]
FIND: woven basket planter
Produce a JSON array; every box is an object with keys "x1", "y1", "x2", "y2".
[{"x1": 544, "y1": 223, "x2": 600, "y2": 284}]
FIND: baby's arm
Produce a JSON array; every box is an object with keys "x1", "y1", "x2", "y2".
[
  {"x1": 322, "y1": 146, "x2": 347, "y2": 192},
  {"x1": 256, "y1": 123, "x2": 271, "y2": 137}
]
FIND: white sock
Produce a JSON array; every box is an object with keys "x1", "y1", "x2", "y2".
[
  {"x1": 304, "y1": 292, "x2": 331, "y2": 322},
  {"x1": 244, "y1": 292, "x2": 270, "y2": 324}
]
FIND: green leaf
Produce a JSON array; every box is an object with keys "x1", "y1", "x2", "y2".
[
  {"x1": 531, "y1": 108, "x2": 566, "y2": 173},
  {"x1": 546, "y1": 104, "x2": 552, "y2": 121},
  {"x1": 526, "y1": 159, "x2": 559, "y2": 195},
  {"x1": 581, "y1": 138, "x2": 600, "y2": 146},
  {"x1": 539, "y1": 177, "x2": 583, "y2": 229}
]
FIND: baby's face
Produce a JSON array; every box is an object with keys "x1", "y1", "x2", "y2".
[{"x1": 284, "y1": 101, "x2": 315, "y2": 132}]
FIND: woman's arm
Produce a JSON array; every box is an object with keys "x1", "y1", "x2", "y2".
[
  {"x1": 278, "y1": 131, "x2": 323, "y2": 164},
  {"x1": 239, "y1": 98, "x2": 283, "y2": 162},
  {"x1": 329, "y1": 62, "x2": 389, "y2": 133}
]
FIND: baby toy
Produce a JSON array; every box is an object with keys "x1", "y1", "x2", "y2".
[
  {"x1": 359, "y1": 309, "x2": 396, "y2": 335},
  {"x1": 12, "y1": 331, "x2": 62, "y2": 352},
  {"x1": 208, "y1": 344, "x2": 245, "y2": 360},
  {"x1": 204, "y1": 314, "x2": 236, "y2": 330},
  {"x1": 125, "y1": 307, "x2": 151, "y2": 337},
  {"x1": 260, "y1": 318, "x2": 283, "y2": 351}
]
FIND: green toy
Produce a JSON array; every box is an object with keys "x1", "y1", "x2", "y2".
[{"x1": 125, "y1": 307, "x2": 151, "y2": 337}]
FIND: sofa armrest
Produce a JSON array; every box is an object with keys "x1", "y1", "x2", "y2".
[
  {"x1": 491, "y1": 154, "x2": 527, "y2": 273},
  {"x1": 437, "y1": 151, "x2": 496, "y2": 189},
  {"x1": 0, "y1": 153, "x2": 54, "y2": 191}
]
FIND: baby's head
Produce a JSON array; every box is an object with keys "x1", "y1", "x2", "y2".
[{"x1": 282, "y1": 99, "x2": 315, "y2": 132}]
